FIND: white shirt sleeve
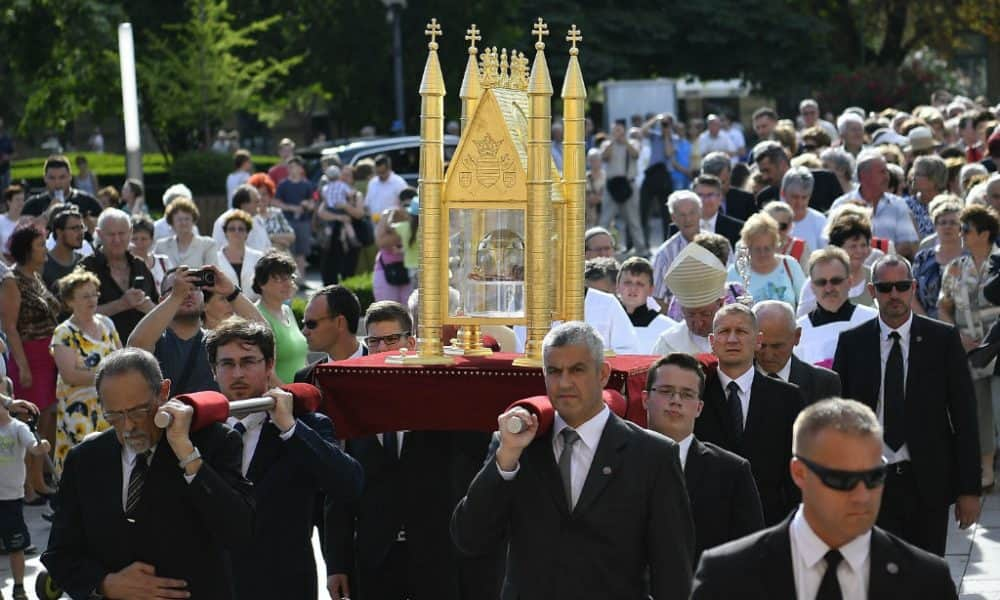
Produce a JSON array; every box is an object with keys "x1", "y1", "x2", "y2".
[{"x1": 496, "y1": 460, "x2": 520, "y2": 480}]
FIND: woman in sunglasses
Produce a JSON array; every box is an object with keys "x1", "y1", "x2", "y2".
[{"x1": 938, "y1": 204, "x2": 1000, "y2": 491}]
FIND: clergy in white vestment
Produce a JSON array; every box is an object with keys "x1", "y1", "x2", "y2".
[{"x1": 652, "y1": 243, "x2": 729, "y2": 356}]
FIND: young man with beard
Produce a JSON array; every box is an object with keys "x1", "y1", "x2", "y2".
[
  {"x1": 42, "y1": 206, "x2": 86, "y2": 293},
  {"x1": 127, "y1": 265, "x2": 262, "y2": 395}
]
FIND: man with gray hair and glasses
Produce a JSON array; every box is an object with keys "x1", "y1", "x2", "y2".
[
  {"x1": 452, "y1": 321, "x2": 695, "y2": 599},
  {"x1": 693, "y1": 397, "x2": 958, "y2": 599},
  {"x1": 42, "y1": 347, "x2": 254, "y2": 599}
]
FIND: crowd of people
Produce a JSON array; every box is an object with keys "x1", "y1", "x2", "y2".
[{"x1": 0, "y1": 88, "x2": 991, "y2": 598}]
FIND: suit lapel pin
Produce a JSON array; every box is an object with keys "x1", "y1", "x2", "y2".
[
  {"x1": 886, "y1": 562, "x2": 899, "y2": 575},
  {"x1": 915, "y1": 336, "x2": 922, "y2": 343},
  {"x1": 602, "y1": 466, "x2": 612, "y2": 475}
]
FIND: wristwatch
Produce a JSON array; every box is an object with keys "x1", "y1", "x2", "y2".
[
  {"x1": 225, "y1": 286, "x2": 242, "y2": 303},
  {"x1": 178, "y1": 447, "x2": 202, "y2": 469}
]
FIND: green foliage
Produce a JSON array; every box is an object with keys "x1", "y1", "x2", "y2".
[
  {"x1": 340, "y1": 271, "x2": 374, "y2": 314},
  {"x1": 289, "y1": 296, "x2": 307, "y2": 328},
  {"x1": 167, "y1": 151, "x2": 232, "y2": 195},
  {"x1": 137, "y1": 0, "x2": 304, "y2": 156},
  {"x1": 10, "y1": 152, "x2": 170, "y2": 181}
]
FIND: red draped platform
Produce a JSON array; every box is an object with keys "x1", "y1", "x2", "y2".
[{"x1": 314, "y1": 353, "x2": 660, "y2": 439}]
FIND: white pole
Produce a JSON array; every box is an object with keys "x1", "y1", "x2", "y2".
[{"x1": 118, "y1": 22, "x2": 143, "y2": 184}]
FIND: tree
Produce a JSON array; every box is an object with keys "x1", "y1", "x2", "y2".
[{"x1": 137, "y1": 0, "x2": 303, "y2": 157}]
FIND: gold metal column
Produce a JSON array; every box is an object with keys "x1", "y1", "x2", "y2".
[
  {"x1": 513, "y1": 18, "x2": 554, "y2": 367},
  {"x1": 388, "y1": 18, "x2": 454, "y2": 365},
  {"x1": 561, "y1": 25, "x2": 586, "y2": 322}
]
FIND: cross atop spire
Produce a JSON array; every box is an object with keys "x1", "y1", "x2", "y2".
[
  {"x1": 425, "y1": 18, "x2": 442, "y2": 50},
  {"x1": 566, "y1": 24, "x2": 582, "y2": 55},
  {"x1": 532, "y1": 18, "x2": 549, "y2": 50},
  {"x1": 465, "y1": 24, "x2": 481, "y2": 52}
]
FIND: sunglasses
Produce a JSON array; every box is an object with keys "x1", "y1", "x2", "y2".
[
  {"x1": 302, "y1": 315, "x2": 335, "y2": 330},
  {"x1": 872, "y1": 280, "x2": 913, "y2": 294},
  {"x1": 795, "y1": 454, "x2": 888, "y2": 491},
  {"x1": 777, "y1": 222, "x2": 790, "y2": 232},
  {"x1": 812, "y1": 276, "x2": 846, "y2": 287}
]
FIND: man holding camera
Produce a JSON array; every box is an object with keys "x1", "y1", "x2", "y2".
[{"x1": 127, "y1": 264, "x2": 263, "y2": 395}]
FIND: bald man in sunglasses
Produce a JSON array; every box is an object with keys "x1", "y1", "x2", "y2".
[
  {"x1": 832, "y1": 255, "x2": 981, "y2": 557},
  {"x1": 693, "y1": 398, "x2": 958, "y2": 599}
]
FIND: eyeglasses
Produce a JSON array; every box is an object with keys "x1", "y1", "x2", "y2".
[
  {"x1": 103, "y1": 402, "x2": 155, "y2": 425},
  {"x1": 215, "y1": 356, "x2": 266, "y2": 371},
  {"x1": 872, "y1": 280, "x2": 913, "y2": 294},
  {"x1": 365, "y1": 331, "x2": 410, "y2": 347},
  {"x1": 303, "y1": 315, "x2": 336, "y2": 330},
  {"x1": 647, "y1": 386, "x2": 699, "y2": 402},
  {"x1": 795, "y1": 454, "x2": 888, "y2": 491},
  {"x1": 812, "y1": 276, "x2": 847, "y2": 288}
]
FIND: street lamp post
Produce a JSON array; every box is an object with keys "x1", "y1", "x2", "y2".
[
  {"x1": 383, "y1": 0, "x2": 407, "y2": 134},
  {"x1": 118, "y1": 23, "x2": 143, "y2": 184}
]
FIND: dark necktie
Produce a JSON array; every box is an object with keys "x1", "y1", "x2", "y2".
[
  {"x1": 727, "y1": 381, "x2": 744, "y2": 439},
  {"x1": 767, "y1": 372, "x2": 780, "y2": 380},
  {"x1": 232, "y1": 421, "x2": 247, "y2": 435},
  {"x1": 884, "y1": 331, "x2": 905, "y2": 451},
  {"x1": 125, "y1": 450, "x2": 151, "y2": 515},
  {"x1": 383, "y1": 431, "x2": 399, "y2": 462},
  {"x1": 558, "y1": 428, "x2": 581, "y2": 509},
  {"x1": 815, "y1": 549, "x2": 844, "y2": 600}
]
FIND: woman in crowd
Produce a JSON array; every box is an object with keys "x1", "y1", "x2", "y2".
[
  {"x1": 0, "y1": 184, "x2": 25, "y2": 260},
  {"x1": 373, "y1": 189, "x2": 417, "y2": 304},
  {"x1": 216, "y1": 209, "x2": 263, "y2": 302},
  {"x1": 4, "y1": 225, "x2": 60, "y2": 502},
  {"x1": 153, "y1": 198, "x2": 217, "y2": 269},
  {"x1": 249, "y1": 173, "x2": 295, "y2": 254},
  {"x1": 798, "y1": 207, "x2": 877, "y2": 316},
  {"x1": 906, "y1": 155, "x2": 949, "y2": 240},
  {"x1": 95, "y1": 185, "x2": 119, "y2": 211},
  {"x1": 820, "y1": 147, "x2": 855, "y2": 196},
  {"x1": 911, "y1": 196, "x2": 965, "y2": 319},
  {"x1": 585, "y1": 148, "x2": 605, "y2": 228},
  {"x1": 252, "y1": 251, "x2": 307, "y2": 383},
  {"x1": 73, "y1": 155, "x2": 99, "y2": 196},
  {"x1": 728, "y1": 213, "x2": 805, "y2": 309},
  {"x1": 761, "y1": 200, "x2": 810, "y2": 272},
  {"x1": 938, "y1": 204, "x2": 1000, "y2": 491},
  {"x1": 129, "y1": 215, "x2": 173, "y2": 292},
  {"x1": 50, "y1": 269, "x2": 120, "y2": 474},
  {"x1": 120, "y1": 178, "x2": 147, "y2": 216}
]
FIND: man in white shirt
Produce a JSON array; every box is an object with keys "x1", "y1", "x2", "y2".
[
  {"x1": 226, "y1": 150, "x2": 253, "y2": 207},
  {"x1": 697, "y1": 114, "x2": 737, "y2": 157},
  {"x1": 692, "y1": 398, "x2": 958, "y2": 599},
  {"x1": 782, "y1": 166, "x2": 828, "y2": 253},
  {"x1": 799, "y1": 98, "x2": 840, "y2": 144},
  {"x1": 364, "y1": 154, "x2": 408, "y2": 216}
]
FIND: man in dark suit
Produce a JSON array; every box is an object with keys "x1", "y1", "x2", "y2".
[
  {"x1": 833, "y1": 255, "x2": 981, "y2": 556},
  {"x1": 693, "y1": 398, "x2": 958, "y2": 599},
  {"x1": 695, "y1": 303, "x2": 803, "y2": 525},
  {"x1": 295, "y1": 284, "x2": 367, "y2": 384},
  {"x1": 42, "y1": 348, "x2": 254, "y2": 599},
  {"x1": 753, "y1": 141, "x2": 843, "y2": 212},
  {"x1": 700, "y1": 151, "x2": 756, "y2": 221},
  {"x1": 325, "y1": 301, "x2": 496, "y2": 600},
  {"x1": 668, "y1": 174, "x2": 744, "y2": 248},
  {"x1": 206, "y1": 317, "x2": 364, "y2": 600},
  {"x1": 452, "y1": 322, "x2": 695, "y2": 600},
  {"x1": 754, "y1": 300, "x2": 841, "y2": 405},
  {"x1": 643, "y1": 352, "x2": 764, "y2": 561}
]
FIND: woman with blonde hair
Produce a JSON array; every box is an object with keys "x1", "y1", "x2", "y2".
[
  {"x1": 727, "y1": 212, "x2": 805, "y2": 309},
  {"x1": 153, "y1": 198, "x2": 217, "y2": 269}
]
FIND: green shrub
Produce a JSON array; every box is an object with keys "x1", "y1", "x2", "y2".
[
  {"x1": 169, "y1": 151, "x2": 232, "y2": 196},
  {"x1": 341, "y1": 271, "x2": 374, "y2": 313},
  {"x1": 290, "y1": 296, "x2": 307, "y2": 328},
  {"x1": 10, "y1": 152, "x2": 169, "y2": 181}
]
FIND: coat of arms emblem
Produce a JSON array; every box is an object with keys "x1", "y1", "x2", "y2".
[{"x1": 459, "y1": 133, "x2": 516, "y2": 189}]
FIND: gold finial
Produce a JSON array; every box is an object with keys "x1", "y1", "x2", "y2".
[
  {"x1": 510, "y1": 50, "x2": 528, "y2": 90},
  {"x1": 532, "y1": 18, "x2": 549, "y2": 50},
  {"x1": 465, "y1": 24, "x2": 481, "y2": 54},
  {"x1": 566, "y1": 24, "x2": 582, "y2": 55},
  {"x1": 480, "y1": 47, "x2": 498, "y2": 88},
  {"x1": 425, "y1": 18, "x2": 442, "y2": 50},
  {"x1": 499, "y1": 48, "x2": 510, "y2": 87}
]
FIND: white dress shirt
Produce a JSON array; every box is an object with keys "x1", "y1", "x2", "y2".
[
  {"x1": 700, "y1": 212, "x2": 719, "y2": 233},
  {"x1": 789, "y1": 506, "x2": 871, "y2": 600},
  {"x1": 364, "y1": 172, "x2": 408, "y2": 216},
  {"x1": 761, "y1": 357, "x2": 793, "y2": 382},
  {"x1": 121, "y1": 443, "x2": 196, "y2": 511},
  {"x1": 717, "y1": 365, "x2": 756, "y2": 429},
  {"x1": 677, "y1": 433, "x2": 694, "y2": 471},
  {"x1": 226, "y1": 413, "x2": 297, "y2": 476},
  {"x1": 376, "y1": 431, "x2": 406, "y2": 456},
  {"x1": 877, "y1": 314, "x2": 912, "y2": 463}
]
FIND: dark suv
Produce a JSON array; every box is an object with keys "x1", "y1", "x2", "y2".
[{"x1": 301, "y1": 135, "x2": 459, "y2": 186}]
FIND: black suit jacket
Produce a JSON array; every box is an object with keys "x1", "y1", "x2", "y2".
[
  {"x1": 451, "y1": 413, "x2": 695, "y2": 600},
  {"x1": 754, "y1": 169, "x2": 843, "y2": 213},
  {"x1": 41, "y1": 426, "x2": 254, "y2": 600},
  {"x1": 724, "y1": 187, "x2": 756, "y2": 222},
  {"x1": 685, "y1": 438, "x2": 764, "y2": 561},
  {"x1": 231, "y1": 413, "x2": 363, "y2": 600},
  {"x1": 294, "y1": 345, "x2": 369, "y2": 384},
  {"x1": 694, "y1": 370, "x2": 802, "y2": 525},
  {"x1": 832, "y1": 315, "x2": 981, "y2": 506},
  {"x1": 788, "y1": 354, "x2": 842, "y2": 405},
  {"x1": 326, "y1": 431, "x2": 494, "y2": 600},
  {"x1": 668, "y1": 213, "x2": 744, "y2": 249},
  {"x1": 691, "y1": 515, "x2": 958, "y2": 599}
]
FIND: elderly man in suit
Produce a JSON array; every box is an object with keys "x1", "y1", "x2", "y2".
[
  {"x1": 693, "y1": 398, "x2": 958, "y2": 599},
  {"x1": 452, "y1": 322, "x2": 695, "y2": 600},
  {"x1": 695, "y1": 303, "x2": 804, "y2": 525},
  {"x1": 206, "y1": 317, "x2": 364, "y2": 599},
  {"x1": 754, "y1": 300, "x2": 841, "y2": 405},
  {"x1": 833, "y1": 255, "x2": 981, "y2": 556},
  {"x1": 643, "y1": 352, "x2": 764, "y2": 561},
  {"x1": 666, "y1": 174, "x2": 744, "y2": 248},
  {"x1": 41, "y1": 348, "x2": 254, "y2": 599}
]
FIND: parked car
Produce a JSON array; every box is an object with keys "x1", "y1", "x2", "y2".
[{"x1": 301, "y1": 135, "x2": 459, "y2": 186}]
